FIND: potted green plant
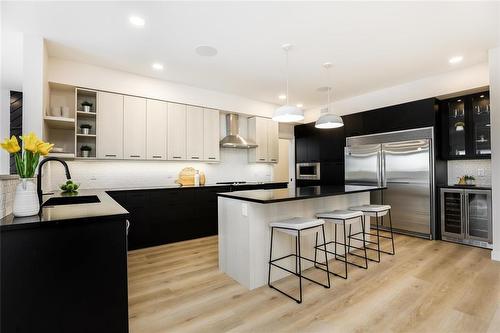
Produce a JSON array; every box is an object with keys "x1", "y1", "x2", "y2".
[
  {"x1": 465, "y1": 175, "x2": 476, "y2": 186},
  {"x1": 80, "y1": 124, "x2": 92, "y2": 135},
  {"x1": 81, "y1": 101, "x2": 93, "y2": 113},
  {"x1": 80, "y1": 145, "x2": 92, "y2": 158},
  {"x1": 59, "y1": 180, "x2": 80, "y2": 193}
]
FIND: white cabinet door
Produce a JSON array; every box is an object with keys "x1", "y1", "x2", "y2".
[
  {"x1": 123, "y1": 96, "x2": 147, "y2": 159},
  {"x1": 186, "y1": 106, "x2": 204, "y2": 161},
  {"x1": 167, "y1": 103, "x2": 187, "y2": 160},
  {"x1": 267, "y1": 120, "x2": 279, "y2": 163},
  {"x1": 97, "y1": 92, "x2": 123, "y2": 159},
  {"x1": 248, "y1": 117, "x2": 269, "y2": 162},
  {"x1": 146, "y1": 99, "x2": 168, "y2": 160},
  {"x1": 203, "y1": 109, "x2": 220, "y2": 161}
]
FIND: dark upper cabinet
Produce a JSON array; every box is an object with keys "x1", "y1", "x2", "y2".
[
  {"x1": 342, "y1": 113, "x2": 364, "y2": 138},
  {"x1": 294, "y1": 123, "x2": 320, "y2": 162},
  {"x1": 439, "y1": 91, "x2": 490, "y2": 160}
]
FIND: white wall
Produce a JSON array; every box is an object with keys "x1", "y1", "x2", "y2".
[
  {"x1": 22, "y1": 34, "x2": 45, "y2": 137},
  {"x1": 304, "y1": 63, "x2": 489, "y2": 122},
  {"x1": 48, "y1": 57, "x2": 277, "y2": 118},
  {"x1": 0, "y1": 89, "x2": 10, "y2": 174},
  {"x1": 489, "y1": 47, "x2": 500, "y2": 261}
]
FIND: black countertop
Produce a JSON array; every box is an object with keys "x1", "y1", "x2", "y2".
[
  {"x1": 0, "y1": 189, "x2": 129, "y2": 231},
  {"x1": 217, "y1": 185, "x2": 386, "y2": 204},
  {"x1": 438, "y1": 184, "x2": 491, "y2": 190},
  {"x1": 105, "y1": 181, "x2": 288, "y2": 192}
]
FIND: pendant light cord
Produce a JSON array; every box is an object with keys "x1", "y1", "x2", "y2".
[{"x1": 286, "y1": 49, "x2": 289, "y2": 105}]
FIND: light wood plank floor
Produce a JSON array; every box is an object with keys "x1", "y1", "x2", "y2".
[{"x1": 128, "y1": 234, "x2": 500, "y2": 333}]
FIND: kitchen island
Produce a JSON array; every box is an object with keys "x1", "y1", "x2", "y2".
[{"x1": 217, "y1": 185, "x2": 385, "y2": 290}]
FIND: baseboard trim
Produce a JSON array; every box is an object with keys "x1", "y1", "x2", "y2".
[{"x1": 491, "y1": 250, "x2": 500, "y2": 261}]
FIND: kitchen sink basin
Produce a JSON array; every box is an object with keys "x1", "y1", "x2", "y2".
[{"x1": 42, "y1": 195, "x2": 100, "y2": 207}]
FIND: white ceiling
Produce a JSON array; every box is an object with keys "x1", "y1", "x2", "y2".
[{"x1": 2, "y1": 1, "x2": 499, "y2": 109}]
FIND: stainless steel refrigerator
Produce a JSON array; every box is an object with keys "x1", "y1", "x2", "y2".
[{"x1": 345, "y1": 127, "x2": 435, "y2": 239}]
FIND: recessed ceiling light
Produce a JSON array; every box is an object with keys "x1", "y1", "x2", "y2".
[
  {"x1": 278, "y1": 94, "x2": 287, "y2": 100},
  {"x1": 449, "y1": 56, "x2": 463, "y2": 64},
  {"x1": 195, "y1": 45, "x2": 218, "y2": 57},
  {"x1": 296, "y1": 103, "x2": 303, "y2": 108},
  {"x1": 152, "y1": 63, "x2": 164, "y2": 71},
  {"x1": 129, "y1": 16, "x2": 145, "y2": 27}
]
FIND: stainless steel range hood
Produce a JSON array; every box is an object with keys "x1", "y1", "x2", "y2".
[{"x1": 220, "y1": 114, "x2": 258, "y2": 149}]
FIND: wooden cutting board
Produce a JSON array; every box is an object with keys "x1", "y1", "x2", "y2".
[{"x1": 176, "y1": 167, "x2": 206, "y2": 186}]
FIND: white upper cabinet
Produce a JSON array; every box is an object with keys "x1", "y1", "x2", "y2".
[
  {"x1": 267, "y1": 120, "x2": 279, "y2": 163},
  {"x1": 146, "y1": 99, "x2": 168, "y2": 160},
  {"x1": 248, "y1": 117, "x2": 279, "y2": 163},
  {"x1": 97, "y1": 92, "x2": 123, "y2": 159},
  {"x1": 167, "y1": 103, "x2": 187, "y2": 160},
  {"x1": 203, "y1": 109, "x2": 220, "y2": 161},
  {"x1": 123, "y1": 96, "x2": 147, "y2": 159},
  {"x1": 186, "y1": 106, "x2": 204, "y2": 161}
]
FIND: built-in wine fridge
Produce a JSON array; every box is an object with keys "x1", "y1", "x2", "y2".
[{"x1": 440, "y1": 188, "x2": 492, "y2": 249}]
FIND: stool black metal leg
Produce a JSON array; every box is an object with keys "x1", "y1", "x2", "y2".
[
  {"x1": 347, "y1": 224, "x2": 352, "y2": 254},
  {"x1": 361, "y1": 216, "x2": 368, "y2": 269},
  {"x1": 342, "y1": 220, "x2": 348, "y2": 279},
  {"x1": 321, "y1": 225, "x2": 331, "y2": 288},
  {"x1": 295, "y1": 236, "x2": 299, "y2": 273},
  {"x1": 268, "y1": 227, "x2": 274, "y2": 286},
  {"x1": 376, "y1": 212, "x2": 381, "y2": 262},
  {"x1": 334, "y1": 224, "x2": 338, "y2": 260},
  {"x1": 388, "y1": 209, "x2": 395, "y2": 255},
  {"x1": 314, "y1": 232, "x2": 319, "y2": 269},
  {"x1": 297, "y1": 230, "x2": 302, "y2": 304}
]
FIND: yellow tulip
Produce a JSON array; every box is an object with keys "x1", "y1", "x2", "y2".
[
  {"x1": 0, "y1": 135, "x2": 21, "y2": 154},
  {"x1": 20, "y1": 132, "x2": 41, "y2": 152},
  {"x1": 37, "y1": 141, "x2": 54, "y2": 156}
]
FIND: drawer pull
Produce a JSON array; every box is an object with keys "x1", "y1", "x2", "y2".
[
  {"x1": 259, "y1": 158, "x2": 265, "y2": 161},
  {"x1": 191, "y1": 156, "x2": 199, "y2": 159},
  {"x1": 105, "y1": 154, "x2": 117, "y2": 157},
  {"x1": 130, "y1": 155, "x2": 140, "y2": 158},
  {"x1": 152, "y1": 155, "x2": 162, "y2": 158},
  {"x1": 208, "y1": 157, "x2": 216, "y2": 160},
  {"x1": 173, "y1": 156, "x2": 182, "y2": 159}
]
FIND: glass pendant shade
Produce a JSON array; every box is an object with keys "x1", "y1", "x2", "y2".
[
  {"x1": 273, "y1": 105, "x2": 304, "y2": 122},
  {"x1": 315, "y1": 111, "x2": 344, "y2": 129}
]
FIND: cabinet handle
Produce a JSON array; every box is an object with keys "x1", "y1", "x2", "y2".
[
  {"x1": 130, "y1": 155, "x2": 140, "y2": 158},
  {"x1": 152, "y1": 155, "x2": 162, "y2": 159},
  {"x1": 173, "y1": 156, "x2": 182, "y2": 159},
  {"x1": 259, "y1": 158, "x2": 265, "y2": 161},
  {"x1": 105, "y1": 154, "x2": 116, "y2": 157},
  {"x1": 271, "y1": 159, "x2": 277, "y2": 161},
  {"x1": 191, "y1": 156, "x2": 199, "y2": 159},
  {"x1": 208, "y1": 157, "x2": 216, "y2": 160}
]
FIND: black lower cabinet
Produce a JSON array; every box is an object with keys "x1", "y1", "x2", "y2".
[
  {"x1": 108, "y1": 183, "x2": 287, "y2": 250},
  {"x1": 0, "y1": 218, "x2": 129, "y2": 333}
]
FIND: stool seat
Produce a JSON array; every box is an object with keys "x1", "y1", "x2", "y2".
[
  {"x1": 349, "y1": 204, "x2": 391, "y2": 212},
  {"x1": 316, "y1": 210, "x2": 363, "y2": 223},
  {"x1": 270, "y1": 217, "x2": 324, "y2": 230}
]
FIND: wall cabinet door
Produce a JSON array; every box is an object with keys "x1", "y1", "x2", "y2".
[
  {"x1": 186, "y1": 106, "x2": 204, "y2": 161},
  {"x1": 203, "y1": 109, "x2": 220, "y2": 161},
  {"x1": 267, "y1": 120, "x2": 279, "y2": 163},
  {"x1": 146, "y1": 99, "x2": 167, "y2": 160},
  {"x1": 248, "y1": 117, "x2": 269, "y2": 162},
  {"x1": 97, "y1": 92, "x2": 123, "y2": 159},
  {"x1": 123, "y1": 96, "x2": 147, "y2": 159},
  {"x1": 167, "y1": 103, "x2": 187, "y2": 160}
]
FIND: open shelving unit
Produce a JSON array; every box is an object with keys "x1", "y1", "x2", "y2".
[
  {"x1": 75, "y1": 88, "x2": 98, "y2": 158},
  {"x1": 44, "y1": 83, "x2": 76, "y2": 157},
  {"x1": 44, "y1": 83, "x2": 99, "y2": 159}
]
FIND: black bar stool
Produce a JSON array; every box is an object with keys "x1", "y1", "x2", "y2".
[
  {"x1": 268, "y1": 217, "x2": 331, "y2": 303},
  {"x1": 314, "y1": 210, "x2": 368, "y2": 279},
  {"x1": 348, "y1": 204, "x2": 395, "y2": 263}
]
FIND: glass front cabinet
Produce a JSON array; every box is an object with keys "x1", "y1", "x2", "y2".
[
  {"x1": 440, "y1": 188, "x2": 492, "y2": 248},
  {"x1": 440, "y1": 91, "x2": 490, "y2": 159}
]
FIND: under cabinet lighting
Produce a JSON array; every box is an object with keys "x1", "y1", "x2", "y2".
[
  {"x1": 129, "y1": 16, "x2": 145, "y2": 27},
  {"x1": 152, "y1": 63, "x2": 164, "y2": 71}
]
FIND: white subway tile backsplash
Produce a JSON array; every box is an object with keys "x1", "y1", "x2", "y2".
[
  {"x1": 0, "y1": 177, "x2": 19, "y2": 218},
  {"x1": 44, "y1": 149, "x2": 273, "y2": 191},
  {"x1": 447, "y1": 160, "x2": 491, "y2": 186}
]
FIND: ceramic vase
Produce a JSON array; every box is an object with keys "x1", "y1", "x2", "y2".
[{"x1": 12, "y1": 178, "x2": 39, "y2": 217}]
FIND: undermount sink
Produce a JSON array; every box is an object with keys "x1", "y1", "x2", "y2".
[{"x1": 42, "y1": 195, "x2": 101, "y2": 207}]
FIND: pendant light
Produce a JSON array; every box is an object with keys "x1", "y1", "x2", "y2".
[
  {"x1": 315, "y1": 63, "x2": 344, "y2": 129},
  {"x1": 272, "y1": 44, "x2": 304, "y2": 123}
]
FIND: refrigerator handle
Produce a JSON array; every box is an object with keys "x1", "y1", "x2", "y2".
[
  {"x1": 380, "y1": 149, "x2": 385, "y2": 187},
  {"x1": 463, "y1": 191, "x2": 468, "y2": 239}
]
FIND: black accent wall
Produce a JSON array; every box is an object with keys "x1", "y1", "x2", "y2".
[{"x1": 9, "y1": 91, "x2": 23, "y2": 174}]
